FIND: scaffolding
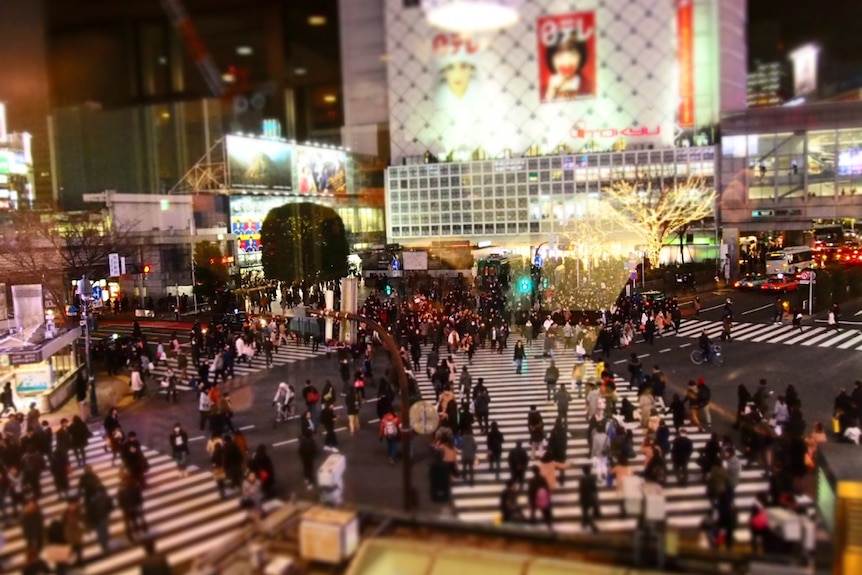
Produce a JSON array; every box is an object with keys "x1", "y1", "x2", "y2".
[{"x1": 168, "y1": 138, "x2": 229, "y2": 194}]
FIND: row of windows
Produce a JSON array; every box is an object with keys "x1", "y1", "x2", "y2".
[
  {"x1": 388, "y1": 165, "x2": 714, "y2": 190},
  {"x1": 388, "y1": 176, "x2": 716, "y2": 205},
  {"x1": 389, "y1": 210, "x2": 530, "y2": 225},
  {"x1": 389, "y1": 148, "x2": 717, "y2": 178},
  {"x1": 391, "y1": 222, "x2": 541, "y2": 237}
]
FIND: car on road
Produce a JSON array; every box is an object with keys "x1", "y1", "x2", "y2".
[
  {"x1": 760, "y1": 275, "x2": 799, "y2": 293},
  {"x1": 216, "y1": 311, "x2": 251, "y2": 332},
  {"x1": 634, "y1": 290, "x2": 667, "y2": 309},
  {"x1": 733, "y1": 273, "x2": 769, "y2": 291}
]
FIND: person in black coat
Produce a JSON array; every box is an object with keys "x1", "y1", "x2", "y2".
[
  {"x1": 486, "y1": 421, "x2": 504, "y2": 480},
  {"x1": 298, "y1": 429, "x2": 318, "y2": 489},
  {"x1": 251, "y1": 444, "x2": 275, "y2": 498}
]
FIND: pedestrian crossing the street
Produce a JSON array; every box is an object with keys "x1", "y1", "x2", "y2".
[
  {"x1": 87, "y1": 325, "x2": 326, "y2": 392},
  {"x1": 0, "y1": 434, "x2": 278, "y2": 574},
  {"x1": 415, "y1": 343, "x2": 811, "y2": 539},
  {"x1": 672, "y1": 318, "x2": 862, "y2": 351}
]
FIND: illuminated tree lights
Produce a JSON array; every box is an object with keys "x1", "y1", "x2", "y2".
[
  {"x1": 601, "y1": 175, "x2": 716, "y2": 267},
  {"x1": 259, "y1": 202, "x2": 349, "y2": 283}
]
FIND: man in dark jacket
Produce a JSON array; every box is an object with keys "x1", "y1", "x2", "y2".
[
  {"x1": 474, "y1": 387, "x2": 491, "y2": 434},
  {"x1": 298, "y1": 429, "x2": 318, "y2": 489},
  {"x1": 554, "y1": 384, "x2": 571, "y2": 426},
  {"x1": 526, "y1": 405, "x2": 544, "y2": 460},
  {"x1": 544, "y1": 361, "x2": 560, "y2": 401},
  {"x1": 578, "y1": 464, "x2": 600, "y2": 532},
  {"x1": 671, "y1": 428, "x2": 694, "y2": 486},
  {"x1": 507, "y1": 440, "x2": 529, "y2": 491}
]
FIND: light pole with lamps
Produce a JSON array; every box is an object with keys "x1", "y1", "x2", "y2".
[{"x1": 77, "y1": 275, "x2": 99, "y2": 418}]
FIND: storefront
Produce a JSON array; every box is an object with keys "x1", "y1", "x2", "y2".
[{"x1": 0, "y1": 328, "x2": 81, "y2": 412}]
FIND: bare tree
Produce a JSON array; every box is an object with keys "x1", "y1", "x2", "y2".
[
  {"x1": 0, "y1": 210, "x2": 138, "y2": 318},
  {"x1": 601, "y1": 175, "x2": 716, "y2": 267}
]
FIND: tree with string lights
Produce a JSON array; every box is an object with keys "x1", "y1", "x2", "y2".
[{"x1": 601, "y1": 175, "x2": 716, "y2": 267}]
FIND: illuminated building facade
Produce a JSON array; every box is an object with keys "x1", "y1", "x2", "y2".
[{"x1": 381, "y1": 0, "x2": 746, "y2": 252}]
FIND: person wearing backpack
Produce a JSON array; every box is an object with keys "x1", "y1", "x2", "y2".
[
  {"x1": 302, "y1": 380, "x2": 321, "y2": 427},
  {"x1": 697, "y1": 378, "x2": 712, "y2": 429},
  {"x1": 379, "y1": 409, "x2": 401, "y2": 464}
]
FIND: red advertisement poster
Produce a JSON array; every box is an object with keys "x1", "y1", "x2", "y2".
[
  {"x1": 677, "y1": 0, "x2": 695, "y2": 127},
  {"x1": 537, "y1": 11, "x2": 597, "y2": 102}
]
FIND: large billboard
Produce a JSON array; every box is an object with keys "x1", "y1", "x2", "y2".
[
  {"x1": 385, "y1": 0, "x2": 680, "y2": 160},
  {"x1": 230, "y1": 195, "x2": 291, "y2": 256},
  {"x1": 294, "y1": 146, "x2": 348, "y2": 196},
  {"x1": 226, "y1": 135, "x2": 293, "y2": 191}
]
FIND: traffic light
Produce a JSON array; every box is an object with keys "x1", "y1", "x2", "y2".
[
  {"x1": 384, "y1": 284, "x2": 393, "y2": 296},
  {"x1": 518, "y1": 277, "x2": 532, "y2": 294},
  {"x1": 142, "y1": 264, "x2": 152, "y2": 274}
]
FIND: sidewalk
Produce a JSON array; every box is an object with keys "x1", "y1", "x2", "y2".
[{"x1": 40, "y1": 373, "x2": 135, "y2": 431}]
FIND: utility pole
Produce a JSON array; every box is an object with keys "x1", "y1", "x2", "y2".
[
  {"x1": 77, "y1": 275, "x2": 98, "y2": 418},
  {"x1": 189, "y1": 217, "x2": 198, "y2": 313}
]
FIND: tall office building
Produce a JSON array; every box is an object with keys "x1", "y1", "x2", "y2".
[
  {"x1": 379, "y1": 0, "x2": 747, "y2": 254},
  {"x1": 0, "y1": 0, "x2": 52, "y2": 204},
  {"x1": 43, "y1": 0, "x2": 345, "y2": 207}
]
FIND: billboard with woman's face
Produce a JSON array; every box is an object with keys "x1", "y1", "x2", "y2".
[
  {"x1": 384, "y1": 0, "x2": 681, "y2": 160},
  {"x1": 538, "y1": 12, "x2": 596, "y2": 102}
]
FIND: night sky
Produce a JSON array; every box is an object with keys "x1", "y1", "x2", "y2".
[{"x1": 749, "y1": 0, "x2": 862, "y2": 63}]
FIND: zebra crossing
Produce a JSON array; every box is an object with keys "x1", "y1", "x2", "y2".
[
  {"x1": 87, "y1": 325, "x2": 326, "y2": 392},
  {"x1": 0, "y1": 434, "x2": 278, "y2": 574},
  {"x1": 414, "y1": 343, "x2": 811, "y2": 538},
  {"x1": 673, "y1": 318, "x2": 862, "y2": 350}
]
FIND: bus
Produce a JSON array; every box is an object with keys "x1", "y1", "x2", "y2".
[{"x1": 766, "y1": 246, "x2": 816, "y2": 276}]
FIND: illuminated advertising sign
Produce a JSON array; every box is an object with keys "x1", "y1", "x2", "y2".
[
  {"x1": 294, "y1": 146, "x2": 348, "y2": 196},
  {"x1": 677, "y1": 0, "x2": 695, "y2": 127},
  {"x1": 226, "y1": 135, "x2": 293, "y2": 191},
  {"x1": 537, "y1": 12, "x2": 597, "y2": 102},
  {"x1": 229, "y1": 195, "x2": 290, "y2": 255},
  {"x1": 789, "y1": 44, "x2": 820, "y2": 98},
  {"x1": 384, "y1": 0, "x2": 679, "y2": 160}
]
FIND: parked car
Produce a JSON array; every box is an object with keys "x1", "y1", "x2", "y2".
[
  {"x1": 733, "y1": 273, "x2": 769, "y2": 291},
  {"x1": 760, "y1": 276, "x2": 799, "y2": 293}
]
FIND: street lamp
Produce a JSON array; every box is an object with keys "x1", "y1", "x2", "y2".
[
  {"x1": 421, "y1": 0, "x2": 523, "y2": 33},
  {"x1": 77, "y1": 275, "x2": 99, "y2": 418},
  {"x1": 307, "y1": 309, "x2": 416, "y2": 512}
]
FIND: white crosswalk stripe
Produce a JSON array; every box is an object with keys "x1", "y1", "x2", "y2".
[
  {"x1": 0, "y1": 435, "x2": 277, "y2": 574},
  {"x1": 414, "y1": 343, "x2": 811, "y2": 539},
  {"x1": 87, "y1": 325, "x2": 326, "y2": 392},
  {"x1": 673, "y1": 319, "x2": 861, "y2": 350}
]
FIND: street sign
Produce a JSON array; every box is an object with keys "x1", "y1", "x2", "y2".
[
  {"x1": 108, "y1": 253, "x2": 120, "y2": 277},
  {"x1": 92, "y1": 285, "x2": 103, "y2": 300}
]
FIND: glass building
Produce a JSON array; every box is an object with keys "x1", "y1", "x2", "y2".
[
  {"x1": 386, "y1": 147, "x2": 716, "y2": 246},
  {"x1": 719, "y1": 102, "x2": 862, "y2": 220}
]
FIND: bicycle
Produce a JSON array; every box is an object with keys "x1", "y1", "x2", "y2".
[
  {"x1": 690, "y1": 345, "x2": 724, "y2": 367},
  {"x1": 272, "y1": 397, "x2": 296, "y2": 427}
]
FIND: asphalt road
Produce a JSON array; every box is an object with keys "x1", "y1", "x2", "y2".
[{"x1": 100, "y1": 287, "x2": 862, "y2": 515}]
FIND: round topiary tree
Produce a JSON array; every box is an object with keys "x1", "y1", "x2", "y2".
[{"x1": 260, "y1": 202, "x2": 350, "y2": 283}]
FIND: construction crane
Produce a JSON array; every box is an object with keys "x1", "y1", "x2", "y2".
[{"x1": 160, "y1": 0, "x2": 224, "y2": 97}]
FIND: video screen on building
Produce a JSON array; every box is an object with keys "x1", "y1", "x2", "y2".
[
  {"x1": 838, "y1": 149, "x2": 862, "y2": 176},
  {"x1": 294, "y1": 146, "x2": 348, "y2": 196},
  {"x1": 229, "y1": 195, "x2": 291, "y2": 255},
  {"x1": 384, "y1": 0, "x2": 682, "y2": 160},
  {"x1": 226, "y1": 135, "x2": 293, "y2": 191}
]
